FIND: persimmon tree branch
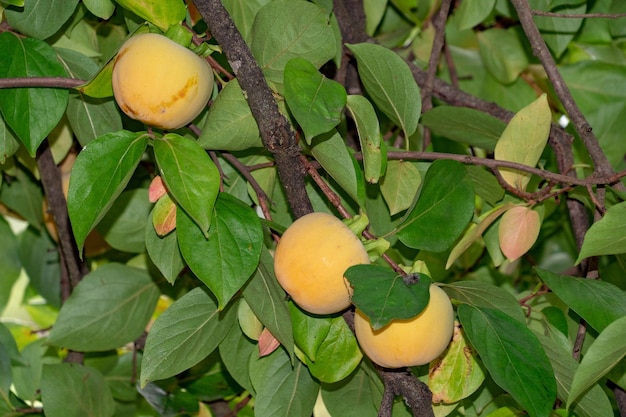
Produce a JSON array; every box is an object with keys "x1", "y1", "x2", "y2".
[
  {"x1": 193, "y1": 0, "x2": 313, "y2": 219},
  {"x1": 0, "y1": 77, "x2": 84, "y2": 89}
]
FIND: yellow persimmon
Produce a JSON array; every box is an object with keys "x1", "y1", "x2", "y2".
[
  {"x1": 112, "y1": 33, "x2": 213, "y2": 130},
  {"x1": 273, "y1": 212, "x2": 370, "y2": 315},
  {"x1": 354, "y1": 284, "x2": 454, "y2": 368}
]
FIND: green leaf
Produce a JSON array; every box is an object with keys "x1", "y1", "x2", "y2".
[
  {"x1": 477, "y1": 28, "x2": 529, "y2": 84},
  {"x1": 12, "y1": 339, "x2": 49, "y2": 403},
  {"x1": 455, "y1": 0, "x2": 496, "y2": 30},
  {"x1": 0, "y1": 323, "x2": 23, "y2": 367},
  {"x1": 82, "y1": 0, "x2": 116, "y2": 19},
  {"x1": 576, "y1": 201, "x2": 626, "y2": 263},
  {"x1": 0, "y1": 116, "x2": 20, "y2": 163},
  {"x1": 41, "y1": 363, "x2": 115, "y2": 417},
  {"x1": 302, "y1": 317, "x2": 362, "y2": 383},
  {"x1": 250, "y1": 0, "x2": 337, "y2": 93},
  {"x1": 18, "y1": 227, "x2": 61, "y2": 308},
  {"x1": 530, "y1": 0, "x2": 586, "y2": 58},
  {"x1": 223, "y1": 0, "x2": 271, "y2": 40},
  {"x1": 0, "y1": 33, "x2": 69, "y2": 155},
  {"x1": 346, "y1": 42, "x2": 421, "y2": 139},
  {"x1": 153, "y1": 133, "x2": 220, "y2": 236},
  {"x1": 442, "y1": 280, "x2": 525, "y2": 323},
  {"x1": 140, "y1": 287, "x2": 237, "y2": 386},
  {"x1": 0, "y1": 345, "x2": 11, "y2": 399},
  {"x1": 4, "y1": 0, "x2": 78, "y2": 40},
  {"x1": 0, "y1": 216, "x2": 21, "y2": 312},
  {"x1": 55, "y1": 48, "x2": 122, "y2": 146},
  {"x1": 284, "y1": 58, "x2": 347, "y2": 142},
  {"x1": 458, "y1": 304, "x2": 556, "y2": 417},
  {"x1": 76, "y1": 59, "x2": 115, "y2": 99},
  {"x1": 115, "y1": 0, "x2": 186, "y2": 31},
  {"x1": 494, "y1": 94, "x2": 551, "y2": 191},
  {"x1": 379, "y1": 159, "x2": 421, "y2": 216},
  {"x1": 420, "y1": 106, "x2": 506, "y2": 151},
  {"x1": 48, "y1": 263, "x2": 160, "y2": 351},
  {"x1": 177, "y1": 193, "x2": 263, "y2": 309},
  {"x1": 96, "y1": 188, "x2": 151, "y2": 253},
  {"x1": 219, "y1": 322, "x2": 257, "y2": 395},
  {"x1": 243, "y1": 247, "x2": 295, "y2": 362},
  {"x1": 536, "y1": 328, "x2": 614, "y2": 417},
  {"x1": 568, "y1": 316, "x2": 626, "y2": 408},
  {"x1": 145, "y1": 222, "x2": 185, "y2": 284},
  {"x1": 0, "y1": 168, "x2": 44, "y2": 230},
  {"x1": 345, "y1": 264, "x2": 431, "y2": 330},
  {"x1": 396, "y1": 159, "x2": 474, "y2": 252},
  {"x1": 321, "y1": 365, "x2": 381, "y2": 417},
  {"x1": 290, "y1": 303, "x2": 332, "y2": 362},
  {"x1": 536, "y1": 268, "x2": 626, "y2": 333},
  {"x1": 429, "y1": 324, "x2": 485, "y2": 403},
  {"x1": 311, "y1": 130, "x2": 364, "y2": 206},
  {"x1": 346, "y1": 95, "x2": 384, "y2": 184},
  {"x1": 67, "y1": 130, "x2": 148, "y2": 252},
  {"x1": 198, "y1": 80, "x2": 262, "y2": 151},
  {"x1": 249, "y1": 349, "x2": 319, "y2": 417}
]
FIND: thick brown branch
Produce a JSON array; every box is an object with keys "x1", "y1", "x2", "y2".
[{"x1": 193, "y1": 0, "x2": 313, "y2": 218}]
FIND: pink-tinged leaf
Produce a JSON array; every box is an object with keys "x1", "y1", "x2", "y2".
[
  {"x1": 258, "y1": 327, "x2": 281, "y2": 357},
  {"x1": 149, "y1": 176, "x2": 167, "y2": 203},
  {"x1": 498, "y1": 206, "x2": 541, "y2": 261},
  {"x1": 152, "y1": 194, "x2": 177, "y2": 236}
]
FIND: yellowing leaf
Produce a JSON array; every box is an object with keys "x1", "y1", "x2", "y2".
[
  {"x1": 148, "y1": 176, "x2": 167, "y2": 203},
  {"x1": 494, "y1": 94, "x2": 551, "y2": 190},
  {"x1": 498, "y1": 205, "x2": 541, "y2": 261},
  {"x1": 152, "y1": 194, "x2": 177, "y2": 236}
]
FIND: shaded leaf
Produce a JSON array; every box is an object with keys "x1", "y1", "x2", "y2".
[
  {"x1": 145, "y1": 222, "x2": 185, "y2": 284},
  {"x1": 536, "y1": 268, "x2": 626, "y2": 333},
  {"x1": 0, "y1": 168, "x2": 44, "y2": 229},
  {"x1": 347, "y1": 42, "x2": 421, "y2": 139},
  {"x1": 396, "y1": 159, "x2": 474, "y2": 252},
  {"x1": 0, "y1": 216, "x2": 21, "y2": 311},
  {"x1": 48, "y1": 263, "x2": 160, "y2": 351},
  {"x1": 477, "y1": 28, "x2": 529, "y2": 84},
  {"x1": 140, "y1": 287, "x2": 237, "y2": 386},
  {"x1": 442, "y1": 281, "x2": 525, "y2": 323},
  {"x1": 284, "y1": 58, "x2": 346, "y2": 143},
  {"x1": 67, "y1": 130, "x2": 148, "y2": 252},
  {"x1": 345, "y1": 264, "x2": 431, "y2": 330},
  {"x1": 346, "y1": 95, "x2": 384, "y2": 183},
  {"x1": 458, "y1": 304, "x2": 556, "y2": 417},
  {"x1": 96, "y1": 188, "x2": 151, "y2": 253},
  {"x1": 321, "y1": 365, "x2": 381, "y2": 417}
]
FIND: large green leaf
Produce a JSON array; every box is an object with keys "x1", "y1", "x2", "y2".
[
  {"x1": 568, "y1": 316, "x2": 626, "y2": 408},
  {"x1": 219, "y1": 323, "x2": 257, "y2": 395},
  {"x1": 153, "y1": 133, "x2": 220, "y2": 236},
  {"x1": 494, "y1": 94, "x2": 551, "y2": 191},
  {"x1": 345, "y1": 264, "x2": 431, "y2": 330},
  {"x1": 41, "y1": 363, "x2": 115, "y2": 417},
  {"x1": 346, "y1": 95, "x2": 384, "y2": 184},
  {"x1": 4, "y1": 0, "x2": 78, "y2": 39},
  {"x1": 223, "y1": 0, "x2": 271, "y2": 40},
  {"x1": 115, "y1": 0, "x2": 186, "y2": 31},
  {"x1": 198, "y1": 80, "x2": 262, "y2": 151},
  {"x1": 67, "y1": 130, "x2": 148, "y2": 252},
  {"x1": 242, "y1": 247, "x2": 295, "y2": 362},
  {"x1": 443, "y1": 281, "x2": 526, "y2": 323},
  {"x1": 346, "y1": 42, "x2": 421, "y2": 139},
  {"x1": 48, "y1": 263, "x2": 160, "y2": 351},
  {"x1": 477, "y1": 28, "x2": 529, "y2": 85},
  {"x1": 0, "y1": 33, "x2": 68, "y2": 155},
  {"x1": 536, "y1": 328, "x2": 613, "y2": 417},
  {"x1": 311, "y1": 130, "x2": 365, "y2": 206},
  {"x1": 536, "y1": 268, "x2": 626, "y2": 333},
  {"x1": 458, "y1": 304, "x2": 556, "y2": 417},
  {"x1": 420, "y1": 106, "x2": 506, "y2": 151},
  {"x1": 290, "y1": 303, "x2": 332, "y2": 362},
  {"x1": 576, "y1": 201, "x2": 626, "y2": 263},
  {"x1": 284, "y1": 58, "x2": 346, "y2": 143},
  {"x1": 396, "y1": 159, "x2": 474, "y2": 252},
  {"x1": 140, "y1": 287, "x2": 237, "y2": 386},
  {"x1": 249, "y1": 0, "x2": 337, "y2": 92},
  {"x1": 249, "y1": 349, "x2": 319, "y2": 417},
  {"x1": 177, "y1": 192, "x2": 263, "y2": 309}
]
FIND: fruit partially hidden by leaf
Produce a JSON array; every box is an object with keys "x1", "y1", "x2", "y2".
[
  {"x1": 273, "y1": 212, "x2": 370, "y2": 315},
  {"x1": 112, "y1": 33, "x2": 213, "y2": 130},
  {"x1": 498, "y1": 205, "x2": 541, "y2": 261},
  {"x1": 354, "y1": 284, "x2": 454, "y2": 368}
]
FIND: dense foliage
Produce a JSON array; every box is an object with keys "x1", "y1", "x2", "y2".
[{"x1": 0, "y1": 0, "x2": 625, "y2": 416}]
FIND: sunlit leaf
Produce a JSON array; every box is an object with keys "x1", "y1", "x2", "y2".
[
  {"x1": 115, "y1": 0, "x2": 186, "y2": 31},
  {"x1": 379, "y1": 160, "x2": 421, "y2": 216},
  {"x1": 576, "y1": 201, "x2": 626, "y2": 263},
  {"x1": 346, "y1": 95, "x2": 384, "y2": 183},
  {"x1": 498, "y1": 205, "x2": 541, "y2": 261},
  {"x1": 4, "y1": 0, "x2": 78, "y2": 40},
  {"x1": 442, "y1": 281, "x2": 525, "y2": 323}
]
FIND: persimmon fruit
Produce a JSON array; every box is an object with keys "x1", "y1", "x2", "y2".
[
  {"x1": 273, "y1": 212, "x2": 370, "y2": 315},
  {"x1": 354, "y1": 284, "x2": 454, "y2": 368},
  {"x1": 112, "y1": 33, "x2": 213, "y2": 130}
]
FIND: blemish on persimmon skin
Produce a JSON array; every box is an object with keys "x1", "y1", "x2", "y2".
[{"x1": 152, "y1": 76, "x2": 200, "y2": 115}]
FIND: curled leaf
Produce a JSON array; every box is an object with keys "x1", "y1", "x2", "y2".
[
  {"x1": 258, "y1": 328, "x2": 281, "y2": 357},
  {"x1": 498, "y1": 205, "x2": 541, "y2": 261}
]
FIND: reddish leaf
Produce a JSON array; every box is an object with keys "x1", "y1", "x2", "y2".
[
  {"x1": 498, "y1": 206, "x2": 540, "y2": 261},
  {"x1": 258, "y1": 327, "x2": 281, "y2": 357}
]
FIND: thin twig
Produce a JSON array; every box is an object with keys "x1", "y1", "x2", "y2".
[
  {"x1": 531, "y1": 10, "x2": 626, "y2": 19},
  {"x1": 0, "y1": 77, "x2": 84, "y2": 89}
]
